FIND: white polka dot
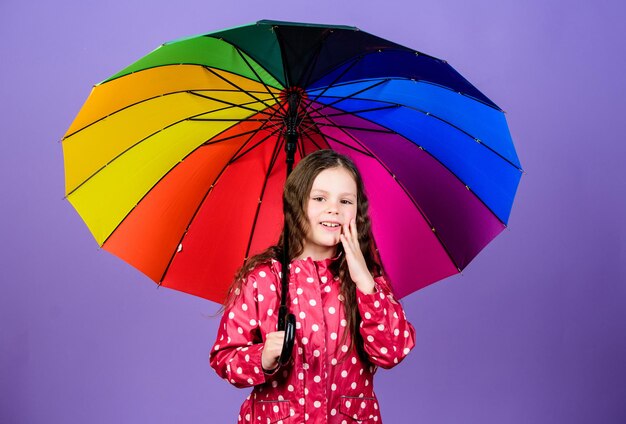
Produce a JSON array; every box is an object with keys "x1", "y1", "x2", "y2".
[
  {"x1": 324, "y1": 286, "x2": 331, "y2": 293},
  {"x1": 374, "y1": 300, "x2": 380, "y2": 308},
  {"x1": 351, "y1": 357, "x2": 357, "y2": 364},
  {"x1": 303, "y1": 363, "x2": 309, "y2": 370},
  {"x1": 270, "y1": 284, "x2": 276, "y2": 291},
  {"x1": 214, "y1": 344, "x2": 220, "y2": 351},
  {"x1": 378, "y1": 324, "x2": 385, "y2": 331},
  {"x1": 254, "y1": 367, "x2": 259, "y2": 373},
  {"x1": 361, "y1": 401, "x2": 367, "y2": 409},
  {"x1": 338, "y1": 294, "x2": 345, "y2": 302},
  {"x1": 268, "y1": 309, "x2": 273, "y2": 316},
  {"x1": 312, "y1": 324, "x2": 319, "y2": 331},
  {"x1": 307, "y1": 277, "x2": 314, "y2": 283},
  {"x1": 235, "y1": 288, "x2": 240, "y2": 296},
  {"x1": 331, "y1": 383, "x2": 337, "y2": 391},
  {"x1": 331, "y1": 358, "x2": 338, "y2": 365},
  {"x1": 321, "y1": 276, "x2": 328, "y2": 283},
  {"x1": 242, "y1": 303, "x2": 248, "y2": 311},
  {"x1": 404, "y1": 330, "x2": 410, "y2": 338},
  {"x1": 299, "y1": 311, "x2": 306, "y2": 319},
  {"x1": 329, "y1": 306, "x2": 336, "y2": 314},
  {"x1": 351, "y1": 382, "x2": 357, "y2": 389},
  {"x1": 299, "y1": 398, "x2": 305, "y2": 405},
  {"x1": 238, "y1": 327, "x2": 244, "y2": 334},
  {"x1": 374, "y1": 402, "x2": 378, "y2": 410},
  {"x1": 302, "y1": 337, "x2": 308, "y2": 345},
  {"x1": 295, "y1": 267, "x2": 301, "y2": 273},
  {"x1": 296, "y1": 321, "x2": 302, "y2": 329},
  {"x1": 394, "y1": 329, "x2": 399, "y2": 336},
  {"x1": 313, "y1": 350, "x2": 320, "y2": 357},
  {"x1": 304, "y1": 388, "x2": 309, "y2": 395},
  {"x1": 394, "y1": 312, "x2": 399, "y2": 319},
  {"x1": 293, "y1": 298, "x2": 298, "y2": 305},
  {"x1": 273, "y1": 405, "x2": 279, "y2": 413},
  {"x1": 288, "y1": 385, "x2": 294, "y2": 392},
  {"x1": 341, "y1": 370, "x2": 348, "y2": 378},
  {"x1": 331, "y1": 332, "x2": 337, "y2": 340},
  {"x1": 365, "y1": 379, "x2": 370, "y2": 386},
  {"x1": 367, "y1": 335, "x2": 374, "y2": 342},
  {"x1": 297, "y1": 288, "x2": 303, "y2": 295},
  {"x1": 237, "y1": 367, "x2": 242, "y2": 374},
  {"x1": 247, "y1": 378, "x2": 253, "y2": 384},
  {"x1": 314, "y1": 400, "x2": 321, "y2": 408},
  {"x1": 259, "y1": 271, "x2": 266, "y2": 277},
  {"x1": 381, "y1": 347, "x2": 388, "y2": 354},
  {"x1": 245, "y1": 354, "x2": 250, "y2": 362},
  {"x1": 364, "y1": 312, "x2": 371, "y2": 319},
  {"x1": 341, "y1": 345, "x2": 348, "y2": 352},
  {"x1": 228, "y1": 312, "x2": 235, "y2": 319},
  {"x1": 345, "y1": 400, "x2": 351, "y2": 407},
  {"x1": 258, "y1": 294, "x2": 264, "y2": 302},
  {"x1": 309, "y1": 299, "x2": 316, "y2": 306},
  {"x1": 250, "y1": 319, "x2": 257, "y2": 326},
  {"x1": 330, "y1": 408, "x2": 337, "y2": 416},
  {"x1": 314, "y1": 375, "x2": 321, "y2": 383},
  {"x1": 404, "y1": 347, "x2": 410, "y2": 355},
  {"x1": 341, "y1": 319, "x2": 347, "y2": 327}
]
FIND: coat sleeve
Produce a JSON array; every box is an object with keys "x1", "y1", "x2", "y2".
[
  {"x1": 356, "y1": 275, "x2": 416, "y2": 369},
  {"x1": 210, "y1": 270, "x2": 278, "y2": 388}
]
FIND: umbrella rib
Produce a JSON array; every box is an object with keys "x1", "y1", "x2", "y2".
[
  {"x1": 298, "y1": 30, "x2": 332, "y2": 89},
  {"x1": 304, "y1": 79, "x2": 390, "y2": 116},
  {"x1": 202, "y1": 66, "x2": 276, "y2": 111},
  {"x1": 307, "y1": 56, "x2": 363, "y2": 104},
  {"x1": 187, "y1": 90, "x2": 278, "y2": 118},
  {"x1": 310, "y1": 114, "x2": 463, "y2": 271},
  {"x1": 243, "y1": 133, "x2": 285, "y2": 260},
  {"x1": 157, "y1": 124, "x2": 284, "y2": 284},
  {"x1": 233, "y1": 46, "x2": 287, "y2": 116},
  {"x1": 313, "y1": 88, "x2": 523, "y2": 172},
  {"x1": 63, "y1": 90, "x2": 274, "y2": 140},
  {"x1": 273, "y1": 25, "x2": 292, "y2": 88}
]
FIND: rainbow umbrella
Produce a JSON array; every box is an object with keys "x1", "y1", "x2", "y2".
[{"x1": 62, "y1": 20, "x2": 523, "y2": 303}]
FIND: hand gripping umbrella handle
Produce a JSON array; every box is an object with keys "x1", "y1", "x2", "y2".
[{"x1": 279, "y1": 313, "x2": 296, "y2": 366}]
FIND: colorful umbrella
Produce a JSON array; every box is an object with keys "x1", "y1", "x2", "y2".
[{"x1": 62, "y1": 19, "x2": 523, "y2": 304}]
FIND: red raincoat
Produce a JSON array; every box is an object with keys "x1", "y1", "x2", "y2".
[{"x1": 210, "y1": 255, "x2": 416, "y2": 423}]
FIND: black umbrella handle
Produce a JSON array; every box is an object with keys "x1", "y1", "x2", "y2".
[{"x1": 278, "y1": 313, "x2": 296, "y2": 366}]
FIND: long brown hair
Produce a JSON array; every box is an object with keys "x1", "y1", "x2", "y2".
[{"x1": 220, "y1": 149, "x2": 383, "y2": 365}]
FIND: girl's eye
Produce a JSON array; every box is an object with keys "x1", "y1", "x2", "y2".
[
  {"x1": 341, "y1": 199, "x2": 354, "y2": 205},
  {"x1": 312, "y1": 196, "x2": 324, "y2": 202}
]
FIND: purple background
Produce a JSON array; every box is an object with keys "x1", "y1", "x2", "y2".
[{"x1": 2, "y1": 0, "x2": 625, "y2": 422}]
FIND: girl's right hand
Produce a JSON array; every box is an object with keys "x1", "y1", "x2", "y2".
[{"x1": 261, "y1": 331, "x2": 285, "y2": 371}]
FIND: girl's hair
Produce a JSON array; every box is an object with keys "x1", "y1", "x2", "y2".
[{"x1": 221, "y1": 149, "x2": 383, "y2": 365}]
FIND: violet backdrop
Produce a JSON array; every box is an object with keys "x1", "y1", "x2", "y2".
[{"x1": 1, "y1": 0, "x2": 625, "y2": 423}]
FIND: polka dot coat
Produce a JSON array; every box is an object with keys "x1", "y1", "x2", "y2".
[{"x1": 210, "y1": 255, "x2": 416, "y2": 423}]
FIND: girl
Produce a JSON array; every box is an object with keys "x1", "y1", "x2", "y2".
[{"x1": 210, "y1": 150, "x2": 416, "y2": 423}]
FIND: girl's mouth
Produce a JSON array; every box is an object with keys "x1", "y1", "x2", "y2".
[{"x1": 320, "y1": 221, "x2": 341, "y2": 230}]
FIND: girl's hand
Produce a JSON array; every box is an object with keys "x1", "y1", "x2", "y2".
[
  {"x1": 340, "y1": 218, "x2": 376, "y2": 294},
  {"x1": 261, "y1": 331, "x2": 285, "y2": 371}
]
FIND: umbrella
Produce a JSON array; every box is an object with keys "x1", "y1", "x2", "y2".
[{"x1": 62, "y1": 19, "x2": 523, "y2": 307}]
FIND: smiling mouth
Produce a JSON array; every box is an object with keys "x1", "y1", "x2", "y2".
[{"x1": 321, "y1": 222, "x2": 341, "y2": 228}]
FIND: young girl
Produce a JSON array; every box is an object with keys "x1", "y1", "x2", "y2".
[{"x1": 210, "y1": 150, "x2": 416, "y2": 423}]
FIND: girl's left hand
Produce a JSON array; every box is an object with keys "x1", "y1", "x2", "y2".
[{"x1": 340, "y1": 218, "x2": 376, "y2": 293}]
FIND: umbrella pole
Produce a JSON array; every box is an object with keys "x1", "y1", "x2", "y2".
[{"x1": 277, "y1": 92, "x2": 299, "y2": 365}]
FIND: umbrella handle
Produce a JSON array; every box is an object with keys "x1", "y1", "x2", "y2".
[{"x1": 278, "y1": 313, "x2": 296, "y2": 366}]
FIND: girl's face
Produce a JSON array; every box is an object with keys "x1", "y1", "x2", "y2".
[{"x1": 299, "y1": 167, "x2": 358, "y2": 260}]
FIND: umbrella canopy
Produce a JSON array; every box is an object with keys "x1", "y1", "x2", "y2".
[{"x1": 62, "y1": 19, "x2": 523, "y2": 303}]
